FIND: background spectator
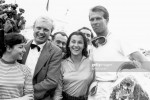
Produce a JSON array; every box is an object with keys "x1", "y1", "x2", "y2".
[{"x1": 52, "y1": 31, "x2": 68, "y2": 53}]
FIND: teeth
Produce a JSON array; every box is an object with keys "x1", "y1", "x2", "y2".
[
  {"x1": 72, "y1": 46, "x2": 80, "y2": 51},
  {"x1": 74, "y1": 49, "x2": 79, "y2": 51},
  {"x1": 37, "y1": 34, "x2": 44, "y2": 38},
  {"x1": 39, "y1": 36, "x2": 44, "y2": 38},
  {"x1": 73, "y1": 48, "x2": 79, "y2": 51}
]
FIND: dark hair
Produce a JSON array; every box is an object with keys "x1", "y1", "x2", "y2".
[
  {"x1": 89, "y1": 5, "x2": 109, "y2": 22},
  {"x1": 52, "y1": 31, "x2": 68, "y2": 40},
  {"x1": 2, "y1": 33, "x2": 26, "y2": 55},
  {"x1": 63, "y1": 31, "x2": 88, "y2": 59},
  {"x1": 78, "y1": 27, "x2": 94, "y2": 38},
  {"x1": 0, "y1": 29, "x2": 4, "y2": 57}
]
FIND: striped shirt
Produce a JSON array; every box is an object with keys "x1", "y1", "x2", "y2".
[{"x1": 0, "y1": 60, "x2": 34, "y2": 99}]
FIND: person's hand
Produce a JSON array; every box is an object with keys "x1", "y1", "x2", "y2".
[
  {"x1": 13, "y1": 94, "x2": 33, "y2": 100},
  {"x1": 5, "y1": 94, "x2": 33, "y2": 100},
  {"x1": 20, "y1": 94, "x2": 33, "y2": 100}
]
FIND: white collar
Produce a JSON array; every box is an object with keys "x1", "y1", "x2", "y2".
[{"x1": 32, "y1": 41, "x2": 46, "y2": 51}]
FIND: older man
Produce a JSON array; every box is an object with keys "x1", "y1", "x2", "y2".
[
  {"x1": 21, "y1": 16, "x2": 62, "y2": 100},
  {"x1": 52, "y1": 31, "x2": 68, "y2": 53},
  {"x1": 78, "y1": 27, "x2": 94, "y2": 55}
]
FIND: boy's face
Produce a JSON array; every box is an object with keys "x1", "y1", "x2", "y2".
[{"x1": 9, "y1": 43, "x2": 26, "y2": 61}]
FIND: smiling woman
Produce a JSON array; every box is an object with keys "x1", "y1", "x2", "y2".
[
  {"x1": 54, "y1": 31, "x2": 94, "y2": 100},
  {"x1": 0, "y1": 33, "x2": 34, "y2": 100}
]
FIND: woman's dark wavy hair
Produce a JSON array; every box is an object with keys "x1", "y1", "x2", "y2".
[
  {"x1": 1, "y1": 33, "x2": 26, "y2": 56},
  {"x1": 63, "y1": 31, "x2": 88, "y2": 59}
]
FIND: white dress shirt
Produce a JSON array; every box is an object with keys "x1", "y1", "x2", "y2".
[{"x1": 25, "y1": 41, "x2": 46, "y2": 76}]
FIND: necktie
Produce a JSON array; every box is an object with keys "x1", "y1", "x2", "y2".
[{"x1": 30, "y1": 44, "x2": 40, "y2": 52}]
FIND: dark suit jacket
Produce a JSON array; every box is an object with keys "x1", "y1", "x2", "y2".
[{"x1": 21, "y1": 40, "x2": 62, "y2": 100}]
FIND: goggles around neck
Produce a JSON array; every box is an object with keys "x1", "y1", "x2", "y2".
[{"x1": 91, "y1": 36, "x2": 107, "y2": 48}]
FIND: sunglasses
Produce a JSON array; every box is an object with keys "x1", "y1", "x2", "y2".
[{"x1": 91, "y1": 36, "x2": 107, "y2": 47}]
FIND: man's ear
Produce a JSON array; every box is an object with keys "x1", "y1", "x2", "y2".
[{"x1": 106, "y1": 18, "x2": 109, "y2": 24}]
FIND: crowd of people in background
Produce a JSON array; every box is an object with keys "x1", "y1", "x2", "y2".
[{"x1": 0, "y1": 1, "x2": 150, "y2": 100}]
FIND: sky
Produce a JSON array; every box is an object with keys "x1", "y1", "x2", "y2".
[{"x1": 4, "y1": 0, "x2": 150, "y2": 50}]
